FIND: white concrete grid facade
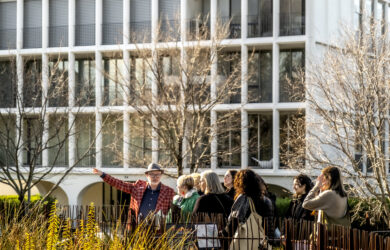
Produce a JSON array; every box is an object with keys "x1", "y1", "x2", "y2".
[{"x1": 0, "y1": 0, "x2": 385, "y2": 206}]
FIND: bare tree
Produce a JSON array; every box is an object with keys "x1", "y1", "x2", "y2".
[
  {"x1": 280, "y1": 18, "x2": 390, "y2": 227},
  {"x1": 102, "y1": 17, "x2": 248, "y2": 176},
  {"x1": 0, "y1": 56, "x2": 95, "y2": 208}
]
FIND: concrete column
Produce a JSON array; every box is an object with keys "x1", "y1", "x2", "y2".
[
  {"x1": 69, "y1": 0, "x2": 75, "y2": 47},
  {"x1": 16, "y1": 54, "x2": 24, "y2": 166},
  {"x1": 152, "y1": 0, "x2": 159, "y2": 43},
  {"x1": 273, "y1": 109, "x2": 280, "y2": 171},
  {"x1": 210, "y1": 111, "x2": 218, "y2": 169},
  {"x1": 241, "y1": 0, "x2": 248, "y2": 39},
  {"x1": 181, "y1": 0, "x2": 187, "y2": 42},
  {"x1": 272, "y1": 42, "x2": 280, "y2": 171},
  {"x1": 241, "y1": 45, "x2": 248, "y2": 169},
  {"x1": 181, "y1": 5, "x2": 188, "y2": 167},
  {"x1": 68, "y1": 52, "x2": 76, "y2": 167},
  {"x1": 210, "y1": 0, "x2": 217, "y2": 38},
  {"x1": 96, "y1": 0, "x2": 103, "y2": 46},
  {"x1": 95, "y1": 51, "x2": 103, "y2": 168},
  {"x1": 123, "y1": 50, "x2": 131, "y2": 168},
  {"x1": 41, "y1": 53, "x2": 49, "y2": 167},
  {"x1": 385, "y1": 120, "x2": 389, "y2": 175},
  {"x1": 150, "y1": 0, "x2": 159, "y2": 163},
  {"x1": 210, "y1": 16, "x2": 218, "y2": 169},
  {"x1": 273, "y1": 0, "x2": 280, "y2": 37},
  {"x1": 42, "y1": 0, "x2": 49, "y2": 48},
  {"x1": 124, "y1": 0, "x2": 130, "y2": 45},
  {"x1": 16, "y1": 0, "x2": 23, "y2": 50}
]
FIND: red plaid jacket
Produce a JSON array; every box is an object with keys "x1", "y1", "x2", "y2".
[{"x1": 102, "y1": 174, "x2": 175, "y2": 221}]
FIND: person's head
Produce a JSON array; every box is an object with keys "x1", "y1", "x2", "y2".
[
  {"x1": 293, "y1": 174, "x2": 313, "y2": 196},
  {"x1": 256, "y1": 174, "x2": 268, "y2": 196},
  {"x1": 224, "y1": 170, "x2": 237, "y2": 189},
  {"x1": 234, "y1": 169, "x2": 263, "y2": 200},
  {"x1": 320, "y1": 166, "x2": 347, "y2": 197},
  {"x1": 177, "y1": 175, "x2": 194, "y2": 197},
  {"x1": 145, "y1": 163, "x2": 163, "y2": 186},
  {"x1": 200, "y1": 170, "x2": 225, "y2": 194},
  {"x1": 191, "y1": 173, "x2": 201, "y2": 191}
]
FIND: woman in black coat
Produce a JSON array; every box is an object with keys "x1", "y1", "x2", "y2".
[
  {"x1": 223, "y1": 169, "x2": 275, "y2": 242},
  {"x1": 286, "y1": 174, "x2": 314, "y2": 220},
  {"x1": 192, "y1": 170, "x2": 233, "y2": 217}
]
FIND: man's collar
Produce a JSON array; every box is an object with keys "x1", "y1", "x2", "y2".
[{"x1": 147, "y1": 182, "x2": 161, "y2": 191}]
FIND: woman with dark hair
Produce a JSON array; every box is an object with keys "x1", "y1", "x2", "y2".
[
  {"x1": 223, "y1": 170, "x2": 237, "y2": 199},
  {"x1": 286, "y1": 174, "x2": 314, "y2": 221},
  {"x1": 302, "y1": 166, "x2": 350, "y2": 226},
  {"x1": 223, "y1": 169, "x2": 274, "y2": 244}
]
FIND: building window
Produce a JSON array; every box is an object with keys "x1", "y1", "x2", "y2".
[
  {"x1": 103, "y1": 58, "x2": 125, "y2": 106},
  {"x1": 75, "y1": 58, "x2": 95, "y2": 106},
  {"x1": 49, "y1": 59, "x2": 68, "y2": 107},
  {"x1": 217, "y1": 112, "x2": 241, "y2": 168},
  {"x1": 23, "y1": 0, "x2": 42, "y2": 49},
  {"x1": 23, "y1": 117, "x2": 42, "y2": 166},
  {"x1": 0, "y1": 61, "x2": 16, "y2": 108},
  {"x1": 75, "y1": 115, "x2": 95, "y2": 167},
  {"x1": 0, "y1": 116, "x2": 16, "y2": 166},
  {"x1": 130, "y1": 0, "x2": 152, "y2": 43},
  {"x1": 279, "y1": 111, "x2": 305, "y2": 169},
  {"x1": 279, "y1": 49, "x2": 305, "y2": 102},
  {"x1": 24, "y1": 59, "x2": 42, "y2": 107},
  {"x1": 0, "y1": 1, "x2": 17, "y2": 50},
  {"x1": 248, "y1": 0, "x2": 273, "y2": 37},
  {"x1": 130, "y1": 57, "x2": 153, "y2": 105},
  {"x1": 187, "y1": 0, "x2": 210, "y2": 41},
  {"x1": 75, "y1": 0, "x2": 95, "y2": 46},
  {"x1": 102, "y1": 114, "x2": 123, "y2": 167},
  {"x1": 102, "y1": 0, "x2": 123, "y2": 45},
  {"x1": 218, "y1": 52, "x2": 241, "y2": 104},
  {"x1": 218, "y1": 0, "x2": 241, "y2": 39},
  {"x1": 49, "y1": 0, "x2": 68, "y2": 47},
  {"x1": 248, "y1": 50, "x2": 272, "y2": 103},
  {"x1": 129, "y1": 114, "x2": 152, "y2": 167},
  {"x1": 49, "y1": 115, "x2": 68, "y2": 166},
  {"x1": 159, "y1": 0, "x2": 181, "y2": 41},
  {"x1": 280, "y1": 0, "x2": 305, "y2": 36},
  {"x1": 248, "y1": 113, "x2": 273, "y2": 168}
]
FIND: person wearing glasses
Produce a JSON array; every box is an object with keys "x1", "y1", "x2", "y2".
[{"x1": 92, "y1": 163, "x2": 175, "y2": 228}]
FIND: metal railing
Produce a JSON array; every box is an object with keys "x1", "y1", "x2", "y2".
[
  {"x1": 49, "y1": 25, "x2": 68, "y2": 48},
  {"x1": 279, "y1": 12, "x2": 305, "y2": 36},
  {"x1": 23, "y1": 27, "x2": 42, "y2": 49},
  {"x1": 0, "y1": 29, "x2": 16, "y2": 50},
  {"x1": 75, "y1": 24, "x2": 95, "y2": 46},
  {"x1": 248, "y1": 14, "x2": 273, "y2": 38},
  {"x1": 219, "y1": 16, "x2": 241, "y2": 39},
  {"x1": 102, "y1": 23, "x2": 123, "y2": 45},
  {"x1": 130, "y1": 21, "x2": 151, "y2": 43}
]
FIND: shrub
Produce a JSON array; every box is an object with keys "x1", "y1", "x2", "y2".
[{"x1": 276, "y1": 197, "x2": 291, "y2": 218}]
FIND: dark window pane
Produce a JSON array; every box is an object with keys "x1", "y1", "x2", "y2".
[
  {"x1": 248, "y1": 113, "x2": 273, "y2": 168},
  {"x1": 249, "y1": 50, "x2": 272, "y2": 103},
  {"x1": 279, "y1": 49, "x2": 305, "y2": 102}
]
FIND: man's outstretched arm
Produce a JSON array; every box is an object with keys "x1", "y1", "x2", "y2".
[{"x1": 92, "y1": 168, "x2": 135, "y2": 194}]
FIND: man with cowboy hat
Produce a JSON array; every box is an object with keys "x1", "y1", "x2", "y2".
[{"x1": 92, "y1": 163, "x2": 175, "y2": 228}]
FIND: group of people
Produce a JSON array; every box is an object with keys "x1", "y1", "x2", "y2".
[{"x1": 93, "y1": 163, "x2": 350, "y2": 247}]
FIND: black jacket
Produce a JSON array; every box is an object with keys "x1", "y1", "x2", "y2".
[
  {"x1": 223, "y1": 194, "x2": 274, "y2": 240},
  {"x1": 286, "y1": 194, "x2": 314, "y2": 221},
  {"x1": 225, "y1": 187, "x2": 236, "y2": 200},
  {"x1": 192, "y1": 193, "x2": 233, "y2": 217}
]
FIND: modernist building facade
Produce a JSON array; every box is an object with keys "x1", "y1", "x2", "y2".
[{"x1": 0, "y1": 0, "x2": 383, "y2": 206}]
